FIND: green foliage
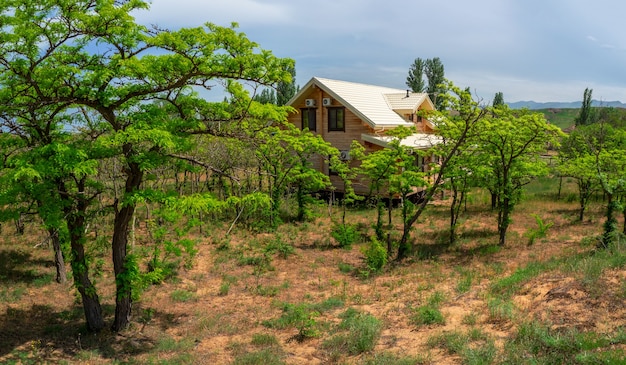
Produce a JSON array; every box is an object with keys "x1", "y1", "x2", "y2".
[
  {"x1": 361, "y1": 238, "x2": 388, "y2": 272},
  {"x1": 575, "y1": 87, "x2": 595, "y2": 126},
  {"x1": 525, "y1": 214, "x2": 554, "y2": 245},
  {"x1": 322, "y1": 308, "x2": 382, "y2": 356},
  {"x1": 331, "y1": 223, "x2": 359, "y2": 249},
  {"x1": 476, "y1": 106, "x2": 564, "y2": 246}
]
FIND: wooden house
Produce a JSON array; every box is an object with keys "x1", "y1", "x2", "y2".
[{"x1": 286, "y1": 77, "x2": 440, "y2": 195}]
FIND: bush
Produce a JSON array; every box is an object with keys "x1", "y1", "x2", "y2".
[
  {"x1": 331, "y1": 223, "x2": 359, "y2": 248},
  {"x1": 362, "y1": 238, "x2": 387, "y2": 272}
]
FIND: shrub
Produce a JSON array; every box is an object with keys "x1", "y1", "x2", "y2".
[
  {"x1": 331, "y1": 223, "x2": 359, "y2": 248},
  {"x1": 362, "y1": 238, "x2": 387, "y2": 272}
]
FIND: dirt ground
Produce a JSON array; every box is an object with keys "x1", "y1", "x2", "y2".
[{"x1": 1, "y1": 193, "x2": 625, "y2": 364}]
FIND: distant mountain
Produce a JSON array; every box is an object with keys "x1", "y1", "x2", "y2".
[{"x1": 507, "y1": 100, "x2": 626, "y2": 110}]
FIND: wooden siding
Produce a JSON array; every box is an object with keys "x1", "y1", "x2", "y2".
[{"x1": 286, "y1": 87, "x2": 435, "y2": 196}]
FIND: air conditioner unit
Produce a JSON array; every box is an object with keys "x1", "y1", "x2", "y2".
[
  {"x1": 339, "y1": 150, "x2": 350, "y2": 161},
  {"x1": 305, "y1": 99, "x2": 316, "y2": 107},
  {"x1": 322, "y1": 97, "x2": 332, "y2": 106}
]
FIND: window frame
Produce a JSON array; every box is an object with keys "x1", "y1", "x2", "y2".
[
  {"x1": 327, "y1": 107, "x2": 345, "y2": 132},
  {"x1": 301, "y1": 107, "x2": 317, "y2": 131}
]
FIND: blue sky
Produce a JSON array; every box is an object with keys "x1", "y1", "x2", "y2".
[{"x1": 135, "y1": 0, "x2": 626, "y2": 103}]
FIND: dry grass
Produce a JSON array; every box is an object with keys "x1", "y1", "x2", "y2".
[{"x1": 1, "y1": 178, "x2": 625, "y2": 364}]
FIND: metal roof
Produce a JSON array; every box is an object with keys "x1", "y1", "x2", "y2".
[
  {"x1": 361, "y1": 133, "x2": 443, "y2": 150},
  {"x1": 288, "y1": 77, "x2": 434, "y2": 129}
]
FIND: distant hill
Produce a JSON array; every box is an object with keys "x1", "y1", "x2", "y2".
[{"x1": 507, "y1": 100, "x2": 626, "y2": 110}]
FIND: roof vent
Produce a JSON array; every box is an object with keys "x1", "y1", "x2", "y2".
[{"x1": 406, "y1": 90, "x2": 410, "y2": 98}]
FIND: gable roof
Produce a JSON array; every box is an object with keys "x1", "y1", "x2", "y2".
[{"x1": 287, "y1": 77, "x2": 434, "y2": 129}]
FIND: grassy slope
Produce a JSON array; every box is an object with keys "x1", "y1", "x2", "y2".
[
  {"x1": 1, "y1": 178, "x2": 625, "y2": 364},
  {"x1": 537, "y1": 108, "x2": 579, "y2": 130}
]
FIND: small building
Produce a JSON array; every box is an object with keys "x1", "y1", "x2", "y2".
[{"x1": 286, "y1": 77, "x2": 440, "y2": 195}]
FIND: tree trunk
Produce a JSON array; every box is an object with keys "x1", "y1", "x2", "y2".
[
  {"x1": 111, "y1": 159, "x2": 143, "y2": 332},
  {"x1": 59, "y1": 179, "x2": 104, "y2": 332},
  {"x1": 50, "y1": 228, "x2": 67, "y2": 284},
  {"x1": 497, "y1": 197, "x2": 511, "y2": 246},
  {"x1": 68, "y1": 215, "x2": 104, "y2": 332},
  {"x1": 600, "y1": 194, "x2": 616, "y2": 249}
]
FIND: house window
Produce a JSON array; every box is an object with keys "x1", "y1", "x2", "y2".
[
  {"x1": 328, "y1": 155, "x2": 339, "y2": 176},
  {"x1": 415, "y1": 154, "x2": 426, "y2": 172},
  {"x1": 328, "y1": 107, "x2": 345, "y2": 132},
  {"x1": 301, "y1": 108, "x2": 316, "y2": 131}
]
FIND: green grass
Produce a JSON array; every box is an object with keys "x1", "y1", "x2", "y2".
[
  {"x1": 170, "y1": 289, "x2": 197, "y2": 302},
  {"x1": 501, "y1": 321, "x2": 626, "y2": 364},
  {"x1": 411, "y1": 291, "x2": 446, "y2": 326},
  {"x1": 361, "y1": 352, "x2": 430, "y2": 365},
  {"x1": 537, "y1": 108, "x2": 579, "y2": 130},
  {"x1": 427, "y1": 329, "x2": 497, "y2": 365},
  {"x1": 489, "y1": 259, "x2": 560, "y2": 299},
  {"x1": 322, "y1": 308, "x2": 382, "y2": 358}
]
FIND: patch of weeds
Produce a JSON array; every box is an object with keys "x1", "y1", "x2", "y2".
[
  {"x1": 455, "y1": 267, "x2": 475, "y2": 294},
  {"x1": 502, "y1": 320, "x2": 626, "y2": 364},
  {"x1": 477, "y1": 244, "x2": 501, "y2": 256},
  {"x1": 254, "y1": 281, "x2": 289, "y2": 297},
  {"x1": 411, "y1": 291, "x2": 446, "y2": 327},
  {"x1": 525, "y1": 214, "x2": 553, "y2": 246},
  {"x1": 262, "y1": 302, "x2": 320, "y2": 340},
  {"x1": 322, "y1": 308, "x2": 382, "y2": 359},
  {"x1": 338, "y1": 261, "x2": 354, "y2": 274},
  {"x1": 250, "y1": 333, "x2": 280, "y2": 347},
  {"x1": 154, "y1": 335, "x2": 195, "y2": 352},
  {"x1": 230, "y1": 332, "x2": 286, "y2": 365},
  {"x1": 487, "y1": 297, "x2": 516, "y2": 323},
  {"x1": 138, "y1": 307, "x2": 155, "y2": 324},
  {"x1": 0, "y1": 286, "x2": 26, "y2": 303},
  {"x1": 193, "y1": 313, "x2": 237, "y2": 336},
  {"x1": 427, "y1": 329, "x2": 496, "y2": 365},
  {"x1": 490, "y1": 259, "x2": 559, "y2": 299},
  {"x1": 31, "y1": 273, "x2": 54, "y2": 288},
  {"x1": 311, "y1": 296, "x2": 344, "y2": 312},
  {"x1": 264, "y1": 235, "x2": 295, "y2": 259},
  {"x1": 461, "y1": 313, "x2": 477, "y2": 326},
  {"x1": 361, "y1": 352, "x2": 430, "y2": 365},
  {"x1": 233, "y1": 348, "x2": 285, "y2": 365},
  {"x1": 170, "y1": 289, "x2": 197, "y2": 302}
]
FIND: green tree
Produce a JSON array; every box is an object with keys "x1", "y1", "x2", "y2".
[
  {"x1": 425, "y1": 58, "x2": 446, "y2": 110},
  {"x1": 276, "y1": 64, "x2": 298, "y2": 106},
  {"x1": 396, "y1": 81, "x2": 487, "y2": 260},
  {"x1": 493, "y1": 92, "x2": 505, "y2": 108},
  {"x1": 575, "y1": 88, "x2": 595, "y2": 126},
  {"x1": 256, "y1": 123, "x2": 336, "y2": 225},
  {"x1": 576, "y1": 120, "x2": 626, "y2": 246},
  {"x1": 253, "y1": 88, "x2": 277, "y2": 104},
  {"x1": 557, "y1": 128, "x2": 600, "y2": 221},
  {"x1": 406, "y1": 58, "x2": 427, "y2": 93},
  {"x1": 477, "y1": 108, "x2": 563, "y2": 246},
  {"x1": 406, "y1": 57, "x2": 446, "y2": 110},
  {"x1": 0, "y1": 0, "x2": 292, "y2": 332}
]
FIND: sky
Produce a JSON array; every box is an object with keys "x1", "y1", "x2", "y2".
[{"x1": 133, "y1": 0, "x2": 626, "y2": 103}]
